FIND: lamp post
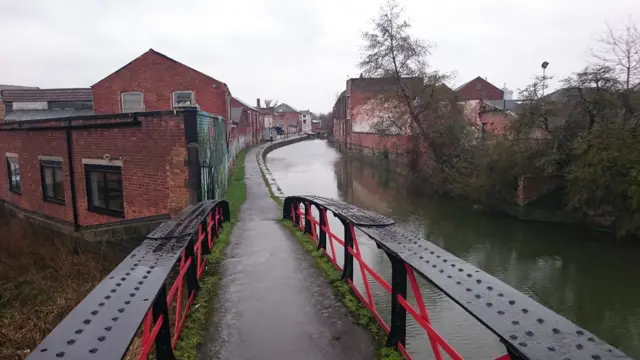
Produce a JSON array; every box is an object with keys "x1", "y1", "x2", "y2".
[{"x1": 541, "y1": 61, "x2": 549, "y2": 97}]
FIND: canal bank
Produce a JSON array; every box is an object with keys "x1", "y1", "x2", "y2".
[
  {"x1": 266, "y1": 139, "x2": 640, "y2": 359},
  {"x1": 328, "y1": 139, "x2": 625, "y2": 239}
]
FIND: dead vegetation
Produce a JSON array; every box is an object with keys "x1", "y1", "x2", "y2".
[{"x1": 0, "y1": 207, "x2": 124, "y2": 360}]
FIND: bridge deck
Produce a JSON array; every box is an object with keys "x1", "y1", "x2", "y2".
[{"x1": 199, "y1": 146, "x2": 376, "y2": 360}]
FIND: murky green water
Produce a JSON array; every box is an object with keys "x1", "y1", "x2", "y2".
[{"x1": 267, "y1": 139, "x2": 640, "y2": 359}]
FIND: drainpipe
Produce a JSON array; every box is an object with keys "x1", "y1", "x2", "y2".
[{"x1": 66, "y1": 127, "x2": 79, "y2": 230}]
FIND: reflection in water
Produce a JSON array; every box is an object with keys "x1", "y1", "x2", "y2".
[{"x1": 267, "y1": 140, "x2": 640, "y2": 359}]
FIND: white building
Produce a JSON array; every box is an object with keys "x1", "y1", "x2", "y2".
[{"x1": 300, "y1": 110, "x2": 312, "y2": 133}]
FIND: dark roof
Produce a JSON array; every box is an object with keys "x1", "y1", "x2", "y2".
[
  {"x1": 4, "y1": 109, "x2": 95, "y2": 121},
  {"x1": 0, "y1": 88, "x2": 92, "y2": 102},
  {"x1": 93, "y1": 49, "x2": 227, "y2": 89},
  {"x1": 0, "y1": 85, "x2": 39, "y2": 99}
]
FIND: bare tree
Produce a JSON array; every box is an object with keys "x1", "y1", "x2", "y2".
[
  {"x1": 591, "y1": 19, "x2": 640, "y2": 126},
  {"x1": 591, "y1": 19, "x2": 640, "y2": 91},
  {"x1": 264, "y1": 99, "x2": 279, "y2": 108},
  {"x1": 358, "y1": 0, "x2": 466, "y2": 173}
]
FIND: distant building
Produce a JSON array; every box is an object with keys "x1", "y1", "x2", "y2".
[
  {"x1": 231, "y1": 97, "x2": 264, "y2": 146},
  {"x1": 461, "y1": 100, "x2": 514, "y2": 135},
  {"x1": 274, "y1": 103, "x2": 301, "y2": 134},
  {"x1": 455, "y1": 77, "x2": 503, "y2": 101},
  {"x1": 0, "y1": 88, "x2": 93, "y2": 121},
  {"x1": 300, "y1": 110, "x2": 312, "y2": 132},
  {"x1": 0, "y1": 85, "x2": 39, "y2": 121},
  {"x1": 311, "y1": 119, "x2": 322, "y2": 131}
]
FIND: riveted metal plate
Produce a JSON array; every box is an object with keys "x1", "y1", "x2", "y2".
[
  {"x1": 358, "y1": 225, "x2": 631, "y2": 360},
  {"x1": 286, "y1": 195, "x2": 395, "y2": 226},
  {"x1": 27, "y1": 199, "x2": 228, "y2": 360}
]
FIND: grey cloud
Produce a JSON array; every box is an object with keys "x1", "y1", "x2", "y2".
[{"x1": 1, "y1": 0, "x2": 638, "y2": 112}]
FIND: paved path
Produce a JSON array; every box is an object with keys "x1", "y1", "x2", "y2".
[{"x1": 200, "y1": 144, "x2": 376, "y2": 360}]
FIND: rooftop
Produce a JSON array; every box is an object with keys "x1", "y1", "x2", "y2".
[
  {"x1": 4, "y1": 109, "x2": 95, "y2": 122},
  {"x1": 0, "y1": 88, "x2": 92, "y2": 102},
  {"x1": 0, "y1": 85, "x2": 39, "y2": 99}
]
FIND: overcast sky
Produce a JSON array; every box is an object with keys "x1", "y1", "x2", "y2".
[{"x1": 0, "y1": 0, "x2": 637, "y2": 113}]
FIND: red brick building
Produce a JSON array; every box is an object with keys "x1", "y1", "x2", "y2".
[
  {"x1": 0, "y1": 50, "x2": 262, "y2": 241},
  {"x1": 332, "y1": 77, "x2": 421, "y2": 155},
  {"x1": 311, "y1": 119, "x2": 322, "y2": 131},
  {"x1": 273, "y1": 103, "x2": 301, "y2": 134},
  {"x1": 454, "y1": 77, "x2": 503, "y2": 101},
  {"x1": 93, "y1": 49, "x2": 231, "y2": 117},
  {"x1": 0, "y1": 111, "x2": 191, "y2": 240},
  {"x1": 231, "y1": 97, "x2": 264, "y2": 146}
]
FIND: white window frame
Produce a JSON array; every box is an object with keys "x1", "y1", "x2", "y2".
[
  {"x1": 172, "y1": 91, "x2": 195, "y2": 108},
  {"x1": 121, "y1": 92, "x2": 144, "y2": 113}
]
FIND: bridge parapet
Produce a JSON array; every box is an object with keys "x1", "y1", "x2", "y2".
[
  {"x1": 283, "y1": 195, "x2": 631, "y2": 360},
  {"x1": 26, "y1": 200, "x2": 230, "y2": 360}
]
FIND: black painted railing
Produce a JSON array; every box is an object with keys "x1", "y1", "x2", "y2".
[
  {"x1": 26, "y1": 200, "x2": 230, "y2": 360},
  {"x1": 283, "y1": 195, "x2": 631, "y2": 360}
]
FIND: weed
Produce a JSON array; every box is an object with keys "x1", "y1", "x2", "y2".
[{"x1": 0, "y1": 208, "x2": 124, "y2": 359}]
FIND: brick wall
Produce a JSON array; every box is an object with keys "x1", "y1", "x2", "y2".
[
  {"x1": 479, "y1": 110, "x2": 510, "y2": 134},
  {"x1": 517, "y1": 175, "x2": 564, "y2": 206},
  {"x1": 92, "y1": 50, "x2": 229, "y2": 119},
  {"x1": 348, "y1": 132, "x2": 411, "y2": 154},
  {"x1": 0, "y1": 112, "x2": 188, "y2": 227},
  {"x1": 272, "y1": 112, "x2": 299, "y2": 133}
]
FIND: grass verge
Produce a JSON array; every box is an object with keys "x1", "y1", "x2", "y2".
[
  {"x1": 279, "y1": 220, "x2": 403, "y2": 360},
  {"x1": 172, "y1": 148, "x2": 248, "y2": 360}
]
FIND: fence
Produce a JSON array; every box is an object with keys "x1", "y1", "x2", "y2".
[
  {"x1": 26, "y1": 200, "x2": 230, "y2": 360},
  {"x1": 197, "y1": 112, "x2": 228, "y2": 200},
  {"x1": 283, "y1": 195, "x2": 631, "y2": 360}
]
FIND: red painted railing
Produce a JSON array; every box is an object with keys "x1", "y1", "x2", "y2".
[
  {"x1": 26, "y1": 200, "x2": 230, "y2": 360},
  {"x1": 290, "y1": 202, "x2": 470, "y2": 360},
  {"x1": 139, "y1": 206, "x2": 225, "y2": 358}
]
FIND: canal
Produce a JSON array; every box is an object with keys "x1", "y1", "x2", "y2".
[{"x1": 267, "y1": 139, "x2": 640, "y2": 359}]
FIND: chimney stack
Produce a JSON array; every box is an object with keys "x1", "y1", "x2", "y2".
[{"x1": 256, "y1": 98, "x2": 261, "y2": 108}]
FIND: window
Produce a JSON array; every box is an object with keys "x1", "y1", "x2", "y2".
[
  {"x1": 173, "y1": 91, "x2": 194, "y2": 107},
  {"x1": 121, "y1": 92, "x2": 144, "y2": 113},
  {"x1": 85, "y1": 165, "x2": 124, "y2": 217},
  {"x1": 6, "y1": 156, "x2": 20, "y2": 194},
  {"x1": 40, "y1": 160, "x2": 65, "y2": 203}
]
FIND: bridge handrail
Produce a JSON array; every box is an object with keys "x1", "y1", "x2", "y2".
[
  {"x1": 26, "y1": 200, "x2": 230, "y2": 360},
  {"x1": 283, "y1": 195, "x2": 630, "y2": 360}
]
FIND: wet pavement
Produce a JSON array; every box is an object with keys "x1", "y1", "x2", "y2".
[{"x1": 200, "y1": 144, "x2": 376, "y2": 360}]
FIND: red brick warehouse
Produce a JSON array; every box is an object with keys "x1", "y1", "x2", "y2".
[{"x1": 0, "y1": 49, "x2": 261, "y2": 241}]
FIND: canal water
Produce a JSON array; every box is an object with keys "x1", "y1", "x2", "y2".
[{"x1": 267, "y1": 139, "x2": 640, "y2": 359}]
